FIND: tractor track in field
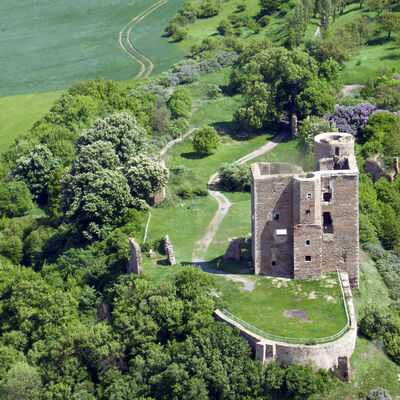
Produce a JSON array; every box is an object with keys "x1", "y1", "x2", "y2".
[{"x1": 119, "y1": 0, "x2": 169, "y2": 79}]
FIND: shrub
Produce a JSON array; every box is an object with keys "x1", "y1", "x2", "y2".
[
  {"x1": 172, "y1": 29, "x2": 187, "y2": 42},
  {"x1": 298, "y1": 116, "x2": 335, "y2": 152},
  {"x1": 168, "y1": 87, "x2": 192, "y2": 119},
  {"x1": 367, "y1": 387, "x2": 393, "y2": 400},
  {"x1": 324, "y1": 103, "x2": 377, "y2": 136},
  {"x1": 0, "y1": 181, "x2": 34, "y2": 218},
  {"x1": 217, "y1": 19, "x2": 233, "y2": 36},
  {"x1": 177, "y1": 184, "x2": 208, "y2": 198},
  {"x1": 258, "y1": 15, "x2": 270, "y2": 27},
  {"x1": 165, "y1": 118, "x2": 189, "y2": 139},
  {"x1": 198, "y1": 1, "x2": 220, "y2": 18},
  {"x1": 219, "y1": 163, "x2": 250, "y2": 191},
  {"x1": 165, "y1": 22, "x2": 179, "y2": 37},
  {"x1": 206, "y1": 84, "x2": 222, "y2": 99},
  {"x1": 236, "y1": 2, "x2": 246, "y2": 12},
  {"x1": 192, "y1": 126, "x2": 220, "y2": 154},
  {"x1": 279, "y1": 3, "x2": 291, "y2": 15}
]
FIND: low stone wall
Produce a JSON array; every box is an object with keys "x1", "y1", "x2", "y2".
[{"x1": 214, "y1": 272, "x2": 357, "y2": 374}]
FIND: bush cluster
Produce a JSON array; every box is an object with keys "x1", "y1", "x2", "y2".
[
  {"x1": 218, "y1": 163, "x2": 250, "y2": 192},
  {"x1": 158, "y1": 51, "x2": 238, "y2": 87}
]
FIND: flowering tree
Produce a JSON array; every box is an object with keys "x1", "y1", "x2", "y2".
[{"x1": 324, "y1": 103, "x2": 377, "y2": 136}]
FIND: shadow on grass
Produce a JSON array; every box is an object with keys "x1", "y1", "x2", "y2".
[
  {"x1": 181, "y1": 152, "x2": 210, "y2": 159},
  {"x1": 368, "y1": 36, "x2": 389, "y2": 46},
  {"x1": 381, "y1": 53, "x2": 400, "y2": 60},
  {"x1": 182, "y1": 256, "x2": 254, "y2": 275}
]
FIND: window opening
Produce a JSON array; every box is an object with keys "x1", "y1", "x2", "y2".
[
  {"x1": 272, "y1": 261, "x2": 276, "y2": 266},
  {"x1": 305, "y1": 256, "x2": 312, "y2": 261},
  {"x1": 273, "y1": 214, "x2": 279, "y2": 221},
  {"x1": 306, "y1": 192, "x2": 312, "y2": 199},
  {"x1": 323, "y1": 212, "x2": 334, "y2": 234},
  {"x1": 305, "y1": 240, "x2": 310, "y2": 246},
  {"x1": 305, "y1": 209, "x2": 310, "y2": 215},
  {"x1": 323, "y1": 192, "x2": 332, "y2": 202},
  {"x1": 335, "y1": 147, "x2": 340, "y2": 156}
]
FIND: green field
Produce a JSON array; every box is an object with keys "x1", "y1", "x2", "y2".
[
  {"x1": 0, "y1": 0, "x2": 187, "y2": 97},
  {"x1": 0, "y1": 89, "x2": 64, "y2": 153}
]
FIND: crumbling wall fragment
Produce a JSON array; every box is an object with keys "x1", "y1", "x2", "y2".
[
  {"x1": 127, "y1": 238, "x2": 142, "y2": 274},
  {"x1": 164, "y1": 235, "x2": 176, "y2": 265}
]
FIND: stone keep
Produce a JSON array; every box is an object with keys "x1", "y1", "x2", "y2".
[{"x1": 251, "y1": 132, "x2": 359, "y2": 288}]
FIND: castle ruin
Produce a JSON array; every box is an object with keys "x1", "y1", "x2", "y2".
[{"x1": 251, "y1": 132, "x2": 359, "y2": 288}]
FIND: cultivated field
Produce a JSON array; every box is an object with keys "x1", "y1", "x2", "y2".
[{"x1": 0, "y1": 0, "x2": 187, "y2": 97}]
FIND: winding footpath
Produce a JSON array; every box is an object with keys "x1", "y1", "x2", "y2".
[
  {"x1": 119, "y1": 0, "x2": 169, "y2": 79},
  {"x1": 192, "y1": 127, "x2": 288, "y2": 268}
]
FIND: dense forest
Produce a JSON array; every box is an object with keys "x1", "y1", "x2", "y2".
[{"x1": 1, "y1": 0, "x2": 400, "y2": 398}]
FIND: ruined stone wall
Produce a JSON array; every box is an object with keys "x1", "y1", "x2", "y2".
[
  {"x1": 251, "y1": 163, "x2": 296, "y2": 277},
  {"x1": 127, "y1": 238, "x2": 142, "y2": 274},
  {"x1": 314, "y1": 133, "x2": 355, "y2": 171},
  {"x1": 214, "y1": 273, "x2": 357, "y2": 375},
  {"x1": 293, "y1": 225, "x2": 322, "y2": 279},
  {"x1": 320, "y1": 173, "x2": 359, "y2": 287}
]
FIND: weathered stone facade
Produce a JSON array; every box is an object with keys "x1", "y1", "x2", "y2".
[
  {"x1": 251, "y1": 132, "x2": 359, "y2": 288},
  {"x1": 127, "y1": 238, "x2": 142, "y2": 274}
]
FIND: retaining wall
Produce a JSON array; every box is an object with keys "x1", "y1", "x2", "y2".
[{"x1": 214, "y1": 272, "x2": 357, "y2": 372}]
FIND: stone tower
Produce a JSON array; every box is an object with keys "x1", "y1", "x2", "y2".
[{"x1": 251, "y1": 132, "x2": 359, "y2": 288}]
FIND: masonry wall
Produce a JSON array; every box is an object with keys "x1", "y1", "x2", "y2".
[
  {"x1": 214, "y1": 273, "x2": 357, "y2": 373},
  {"x1": 320, "y1": 173, "x2": 359, "y2": 287},
  {"x1": 251, "y1": 166, "x2": 295, "y2": 277}
]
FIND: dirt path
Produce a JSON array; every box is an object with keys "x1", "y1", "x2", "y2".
[
  {"x1": 160, "y1": 128, "x2": 197, "y2": 157},
  {"x1": 119, "y1": 0, "x2": 168, "y2": 79},
  {"x1": 192, "y1": 127, "x2": 288, "y2": 265},
  {"x1": 314, "y1": 25, "x2": 321, "y2": 38}
]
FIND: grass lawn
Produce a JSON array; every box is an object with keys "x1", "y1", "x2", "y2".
[
  {"x1": 302, "y1": 2, "x2": 400, "y2": 84},
  {"x1": 0, "y1": 89, "x2": 64, "y2": 152},
  {"x1": 215, "y1": 273, "x2": 348, "y2": 340},
  {"x1": 176, "y1": 0, "x2": 261, "y2": 52},
  {"x1": 0, "y1": 0, "x2": 186, "y2": 97}
]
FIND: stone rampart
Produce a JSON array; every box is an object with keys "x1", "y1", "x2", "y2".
[{"x1": 214, "y1": 272, "x2": 356, "y2": 376}]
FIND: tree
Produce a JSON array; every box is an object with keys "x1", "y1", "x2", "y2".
[
  {"x1": 77, "y1": 113, "x2": 148, "y2": 163},
  {"x1": 192, "y1": 126, "x2": 220, "y2": 154},
  {"x1": 125, "y1": 154, "x2": 169, "y2": 202},
  {"x1": 233, "y1": 47, "x2": 320, "y2": 128},
  {"x1": 61, "y1": 168, "x2": 133, "y2": 241},
  {"x1": 168, "y1": 87, "x2": 192, "y2": 119},
  {"x1": 297, "y1": 116, "x2": 335, "y2": 152},
  {"x1": 378, "y1": 11, "x2": 400, "y2": 40},
  {"x1": 345, "y1": 15, "x2": 374, "y2": 46},
  {"x1": 0, "y1": 362, "x2": 42, "y2": 400},
  {"x1": 0, "y1": 181, "x2": 33, "y2": 218},
  {"x1": 365, "y1": 0, "x2": 392, "y2": 16},
  {"x1": 318, "y1": 0, "x2": 333, "y2": 27},
  {"x1": 286, "y1": 3, "x2": 308, "y2": 48},
  {"x1": 259, "y1": 0, "x2": 283, "y2": 15},
  {"x1": 13, "y1": 144, "x2": 61, "y2": 201},
  {"x1": 296, "y1": 79, "x2": 336, "y2": 118}
]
